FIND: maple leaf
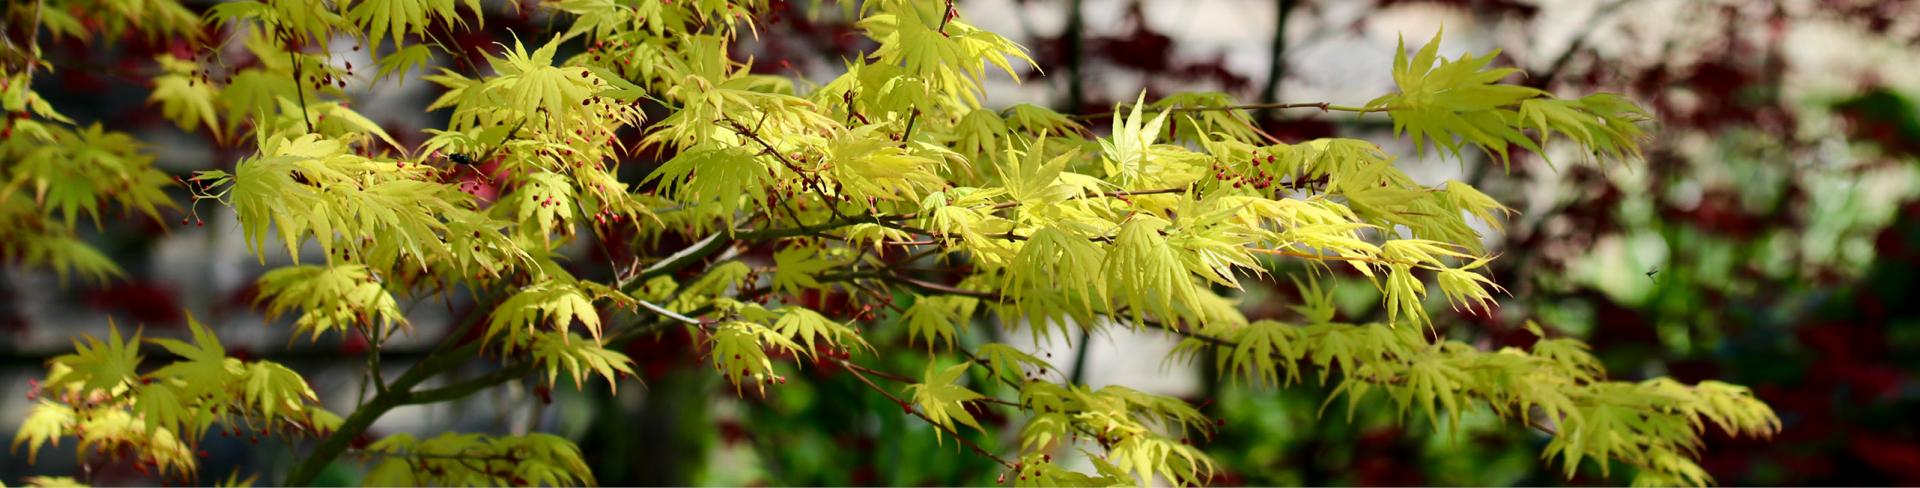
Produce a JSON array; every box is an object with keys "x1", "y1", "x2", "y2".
[
  {"x1": 975, "y1": 343, "x2": 1051, "y2": 383},
  {"x1": 484, "y1": 37, "x2": 599, "y2": 130},
  {"x1": 148, "y1": 55, "x2": 221, "y2": 139},
  {"x1": 348, "y1": 0, "x2": 465, "y2": 50},
  {"x1": 771, "y1": 307, "x2": 871, "y2": 358},
  {"x1": 709, "y1": 321, "x2": 801, "y2": 395},
  {"x1": 375, "y1": 44, "x2": 436, "y2": 84},
  {"x1": 243, "y1": 361, "x2": 318, "y2": 420},
  {"x1": 904, "y1": 362, "x2": 988, "y2": 445},
  {"x1": 1099, "y1": 92, "x2": 1170, "y2": 188},
  {"x1": 18, "y1": 235, "x2": 124, "y2": 286},
  {"x1": 48, "y1": 321, "x2": 143, "y2": 395},
  {"x1": 10, "y1": 401, "x2": 75, "y2": 463},
  {"x1": 902, "y1": 295, "x2": 965, "y2": 351},
  {"x1": 531, "y1": 332, "x2": 636, "y2": 392},
  {"x1": 488, "y1": 280, "x2": 605, "y2": 346},
  {"x1": 771, "y1": 246, "x2": 834, "y2": 296},
  {"x1": 147, "y1": 315, "x2": 246, "y2": 399},
  {"x1": 256, "y1": 265, "x2": 408, "y2": 341}
]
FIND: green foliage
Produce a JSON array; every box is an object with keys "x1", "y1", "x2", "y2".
[
  {"x1": 903, "y1": 294, "x2": 971, "y2": 350},
  {"x1": 257, "y1": 264, "x2": 408, "y2": 341},
  {"x1": 4, "y1": 0, "x2": 1775, "y2": 486},
  {"x1": 1369, "y1": 30, "x2": 1647, "y2": 167},
  {"x1": 360, "y1": 432, "x2": 594, "y2": 486},
  {"x1": 2, "y1": 69, "x2": 171, "y2": 286},
  {"x1": 708, "y1": 320, "x2": 800, "y2": 394},
  {"x1": 488, "y1": 278, "x2": 614, "y2": 344},
  {"x1": 14, "y1": 317, "x2": 335, "y2": 479},
  {"x1": 530, "y1": 331, "x2": 636, "y2": 391},
  {"x1": 773, "y1": 306, "x2": 872, "y2": 358},
  {"x1": 904, "y1": 362, "x2": 988, "y2": 443}
]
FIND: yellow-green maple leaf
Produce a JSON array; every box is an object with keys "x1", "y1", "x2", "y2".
[{"x1": 904, "y1": 362, "x2": 988, "y2": 445}]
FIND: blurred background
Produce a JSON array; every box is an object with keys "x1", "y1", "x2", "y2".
[{"x1": 6, "y1": 0, "x2": 1920, "y2": 485}]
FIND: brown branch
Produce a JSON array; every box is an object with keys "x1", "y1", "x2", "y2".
[
  {"x1": 887, "y1": 247, "x2": 944, "y2": 271},
  {"x1": 286, "y1": 35, "x2": 313, "y2": 134},
  {"x1": 348, "y1": 447, "x2": 520, "y2": 462},
  {"x1": 840, "y1": 360, "x2": 917, "y2": 384},
  {"x1": 937, "y1": 0, "x2": 958, "y2": 35},
  {"x1": 23, "y1": 0, "x2": 42, "y2": 80},
  {"x1": 863, "y1": 272, "x2": 1000, "y2": 301},
  {"x1": 900, "y1": 107, "x2": 921, "y2": 147},
  {"x1": 721, "y1": 115, "x2": 850, "y2": 221},
  {"x1": 1082, "y1": 102, "x2": 1390, "y2": 120},
  {"x1": 1245, "y1": 247, "x2": 1400, "y2": 265},
  {"x1": 1062, "y1": 0, "x2": 1085, "y2": 114},
  {"x1": 989, "y1": 186, "x2": 1188, "y2": 211},
  {"x1": 285, "y1": 304, "x2": 680, "y2": 486},
  {"x1": 1534, "y1": 0, "x2": 1636, "y2": 89},
  {"x1": 839, "y1": 359, "x2": 1015, "y2": 469},
  {"x1": 1257, "y1": 0, "x2": 1299, "y2": 122}
]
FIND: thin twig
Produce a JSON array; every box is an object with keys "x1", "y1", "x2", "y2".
[
  {"x1": 287, "y1": 34, "x2": 313, "y2": 133},
  {"x1": 1063, "y1": 0, "x2": 1085, "y2": 113},
  {"x1": 356, "y1": 323, "x2": 388, "y2": 395},
  {"x1": 478, "y1": 118, "x2": 528, "y2": 164},
  {"x1": 575, "y1": 193, "x2": 639, "y2": 292},
  {"x1": 23, "y1": 0, "x2": 43, "y2": 82},
  {"x1": 937, "y1": 0, "x2": 957, "y2": 35},
  {"x1": 900, "y1": 107, "x2": 922, "y2": 147},
  {"x1": 1108, "y1": 102, "x2": 1387, "y2": 117},
  {"x1": 1066, "y1": 326, "x2": 1094, "y2": 385},
  {"x1": 636, "y1": 298, "x2": 701, "y2": 325},
  {"x1": 1245, "y1": 247, "x2": 1400, "y2": 265},
  {"x1": 721, "y1": 115, "x2": 850, "y2": 221},
  {"x1": 1256, "y1": 0, "x2": 1299, "y2": 122},
  {"x1": 887, "y1": 246, "x2": 944, "y2": 271},
  {"x1": 0, "y1": 0, "x2": 46, "y2": 82},
  {"x1": 839, "y1": 359, "x2": 1015, "y2": 469},
  {"x1": 989, "y1": 186, "x2": 1187, "y2": 211},
  {"x1": 1534, "y1": 0, "x2": 1636, "y2": 89},
  {"x1": 839, "y1": 360, "x2": 916, "y2": 384},
  {"x1": 347, "y1": 447, "x2": 520, "y2": 462}
]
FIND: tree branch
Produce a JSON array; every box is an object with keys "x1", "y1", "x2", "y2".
[
  {"x1": 347, "y1": 447, "x2": 521, "y2": 462},
  {"x1": 838, "y1": 359, "x2": 1015, "y2": 469},
  {"x1": 286, "y1": 297, "x2": 679, "y2": 485},
  {"x1": 402, "y1": 360, "x2": 538, "y2": 406},
  {"x1": 1533, "y1": 0, "x2": 1635, "y2": 89},
  {"x1": 900, "y1": 107, "x2": 922, "y2": 147},
  {"x1": 988, "y1": 186, "x2": 1187, "y2": 211},
  {"x1": 839, "y1": 360, "x2": 917, "y2": 384},
  {"x1": 1101, "y1": 102, "x2": 1388, "y2": 118},
  {"x1": 1062, "y1": 0, "x2": 1085, "y2": 114},
  {"x1": 1245, "y1": 247, "x2": 1403, "y2": 266},
  {"x1": 721, "y1": 115, "x2": 850, "y2": 221},
  {"x1": 287, "y1": 35, "x2": 313, "y2": 134},
  {"x1": 627, "y1": 211, "x2": 906, "y2": 292},
  {"x1": 1256, "y1": 0, "x2": 1298, "y2": 123}
]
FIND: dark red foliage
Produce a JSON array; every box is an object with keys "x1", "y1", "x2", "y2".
[{"x1": 83, "y1": 280, "x2": 183, "y2": 325}]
